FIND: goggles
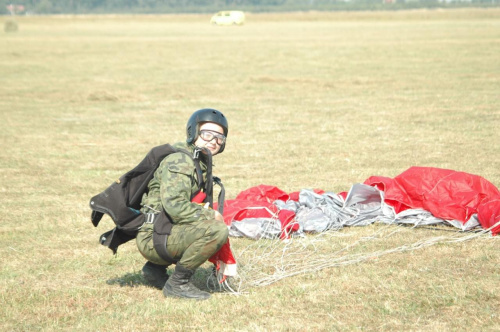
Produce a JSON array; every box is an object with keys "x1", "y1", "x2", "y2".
[{"x1": 199, "y1": 130, "x2": 226, "y2": 145}]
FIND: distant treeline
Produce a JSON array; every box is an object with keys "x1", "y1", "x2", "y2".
[{"x1": 1, "y1": 0, "x2": 499, "y2": 15}]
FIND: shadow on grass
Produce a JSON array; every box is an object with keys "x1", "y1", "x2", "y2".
[
  {"x1": 106, "y1": 271, "x2": 149, "y2": 288},
  {"x1": 106, "y1": 266, "x2": 216, "y2": 290}
]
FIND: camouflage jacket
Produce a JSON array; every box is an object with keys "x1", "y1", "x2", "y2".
[{"x1": 140, "y1": 141, "x2": 216, "y2": 224}]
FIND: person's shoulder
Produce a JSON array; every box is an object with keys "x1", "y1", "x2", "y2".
[
  {"x1": 160, "y1": 142, "x2": 195, "y2": 173},
  {"x1": 171, "y1": 141, "x2": 193, "y2": 153}
]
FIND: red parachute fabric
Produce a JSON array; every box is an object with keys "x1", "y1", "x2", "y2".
[
  {"x1": 208, "y1": 238, "x2": 237, "y2": 265},
  {"x1": 364, "y1": 166, "x2": 500, "y2": 235},
  {"x1": 192, "y1": 192, "x2": 237, "y2": 275},
  {"x1": 235, "y1": 184, "x2": 290, "y2": 203},
  {"x1": 278, "y1": 209, "x2": 298, "y2": 239},
  {"x1": 209, "y1": 186, "x2": 291, "y2": 276},
  {"x1": 220, "y1": 184, "x2": 300, "y2": 238},
  {"x1": 207, "y1": 185, "x2": 302, "y2": 274},
  {"x1": 221, "y1": 199, "x2": 278, "y2": 226},
  {"x1": 477, "y1": 199, "x2": 500, "y2": 235}
]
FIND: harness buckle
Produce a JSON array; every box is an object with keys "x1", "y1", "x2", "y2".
[
  {"x1": 193, "y1": 148, "x2": 200, "y2": 160},
  {"x1": 145, "y1": 213, "x2": 157, "y2": 224}
]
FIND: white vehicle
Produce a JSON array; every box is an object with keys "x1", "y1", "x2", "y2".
[{"x1": 210, "y1": 11, "x2": 245, "y2": 26}]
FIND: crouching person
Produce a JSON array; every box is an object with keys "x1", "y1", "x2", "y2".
[{"x1": 136, "y1": 108, "x2": 229, "y2": 300}]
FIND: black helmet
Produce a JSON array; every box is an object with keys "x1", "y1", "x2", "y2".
[{"x1": 186, "y1": 108, "x2": 228, "y2": 153}]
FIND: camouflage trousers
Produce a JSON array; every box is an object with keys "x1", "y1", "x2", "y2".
[{"x1": 136, "y1": 218, "x2": 229, "y2": 271}]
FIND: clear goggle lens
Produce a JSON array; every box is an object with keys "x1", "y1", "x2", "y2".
[{"x1": 199, "y1": 130, "x2": 226, "y2": 145}]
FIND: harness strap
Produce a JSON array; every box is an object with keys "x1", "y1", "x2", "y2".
[
  {"x1": 203, "y1": 148, "x2": 214, "y2": 208},
  {"x1": 193, "y1": 154, "x2": 204, "y2": 190},
  {"x1": 153, "y1": 213, "x2": 177, "y2": 265},
  {"x1": 214, "y1": 176, "x2": 225, "y2": 215}
]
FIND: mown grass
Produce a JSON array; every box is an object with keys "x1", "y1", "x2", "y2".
[{"x1": 1, "y1": 8, "x2": 499, "y2": 331}]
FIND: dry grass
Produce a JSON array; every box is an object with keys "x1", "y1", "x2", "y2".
[{"x1": 1, "y1": 9, "x2": 499, "y2": 331}]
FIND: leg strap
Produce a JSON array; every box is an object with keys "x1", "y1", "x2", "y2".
[
  {"x1": 153, "y1": 232, "x2": 177, "y2": 265},
  {"x1": 151, "y1": 211, "x2": 178, "y2": 265}
]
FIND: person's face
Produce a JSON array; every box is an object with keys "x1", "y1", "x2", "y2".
[{"x1": 194, "y1": 122, "x2": 225, "y2": 155}]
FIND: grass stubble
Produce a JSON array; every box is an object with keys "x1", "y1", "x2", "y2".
[{"x1": 1, "y1": 8, "x2": 499, "y2": 331}]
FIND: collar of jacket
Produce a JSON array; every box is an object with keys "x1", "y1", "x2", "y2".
[{"x1": 173, "y1": 141, "x2": 209, "y2": 171}]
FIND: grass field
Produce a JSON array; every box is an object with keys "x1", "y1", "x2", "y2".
[{"x1": 1, "y1": 8, "x2": 499, "y2": 331}]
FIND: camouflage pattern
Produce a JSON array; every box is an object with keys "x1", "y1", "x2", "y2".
[
  {"x1": 136, "y1": 141, "x2": 228, "y2": 270},
  {"x1": 137, "y1": 220, "x2": 228, "y2": 269}
]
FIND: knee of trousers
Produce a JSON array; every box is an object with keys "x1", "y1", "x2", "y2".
[{"x1": 209, "y1": 220, "x2": 229, "y2": 243}]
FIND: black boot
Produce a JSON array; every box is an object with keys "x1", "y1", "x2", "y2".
[
  {"x1": 142, "y1": 261, "x2": 169, "y2": 290},
  {"x1": 163, "y1": 264, "x2": 210, "y2": 300}
]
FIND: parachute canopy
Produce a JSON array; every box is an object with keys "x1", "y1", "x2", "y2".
[{"x1": 220, "y1": 167, "x2": 500, "y2": 238}]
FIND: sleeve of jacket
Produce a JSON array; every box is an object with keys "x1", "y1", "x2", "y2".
[{"x1": 159, "y1": 152, "x2": 216, "y2": 224}]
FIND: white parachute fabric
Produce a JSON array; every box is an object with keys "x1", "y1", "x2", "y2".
[{"x1": 229, "y1": 217, "x2": 282, "y2": 240}]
